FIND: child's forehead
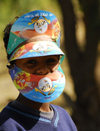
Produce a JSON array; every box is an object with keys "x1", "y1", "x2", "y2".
[{"x1": 16, "y1": 55, "x2": 60, "y2": 62}]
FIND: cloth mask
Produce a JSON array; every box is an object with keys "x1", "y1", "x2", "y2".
[{"x1": 9, "y1": 65, "x2": 65, "y2": 103}]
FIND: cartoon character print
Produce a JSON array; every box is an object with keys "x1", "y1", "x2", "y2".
[
  {"x1": 7, "y1": 11, "x2": 61, "y2": 56},
  {"x1": 11, "y1": 42, "x2": 35, "y2": 60},
  {"x1": 28, "y1": 16, "x2": 50, "y2": 34},
  {"x1": 11, "y1": 16, "x2": 60, "y2": 44},
  {"x1": 34, "y1": 19, "x2": 48, "y2": 33},
  {"x1": 13, "y1": 66, "x2": 64, "y2": 96},
  {"x1": 52, "y1": 21, "x2": 60, "y2": 40},
  {"x1": 38, "y1": 77, "x2": 52, "y2": 92},
  {"x1": 30, "y1": 41, "x2": 59, "y2": 53},
  {"x1": 35, "y1": 70, "x2": 64, "y2": 96},
  {"x1": 11, "y1": 41, "x2": 59, "y2": 61},
  {"x1": 28, "y1": 16, "x2": 50, "y2": 25},
  {"x1": 32, "y1": 42, "x2": 48, "y2": 52},
  {"x1": 11, "y1": 46, "x2": 26, "y2": 60},
  {"x1": 14, "y1": 72, "x2": 35, "y2": 92}
]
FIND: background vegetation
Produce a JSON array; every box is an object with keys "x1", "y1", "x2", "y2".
[{"x1": 0, "y1": 0, "x2": 100, "y2": 130}]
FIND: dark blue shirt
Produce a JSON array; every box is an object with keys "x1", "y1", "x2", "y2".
[{"x1": 0, "y1": 102, "x2": 77, "y2": 131}]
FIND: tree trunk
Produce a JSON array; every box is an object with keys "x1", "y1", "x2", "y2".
[{"x1": 58, "y1": 0, "x2": 100, "y2": 130}]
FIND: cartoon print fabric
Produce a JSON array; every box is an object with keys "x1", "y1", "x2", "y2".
[
  {"x1": 10, "y1": 41, "x2": 64, "y2": 61},
  {"x1": 8, "y1": 10, "x2": 65, "y2": 103},
  {"x1": 10, "y1": 65, "x2": 65, "y2": 103},
  {"x1": 7, "y1": 10, "x2": 61, "y2": 55}
]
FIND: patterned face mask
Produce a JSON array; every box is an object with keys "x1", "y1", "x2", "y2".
[{"x1": 9, "y1": 65, "x2": 65, "y2": 103}]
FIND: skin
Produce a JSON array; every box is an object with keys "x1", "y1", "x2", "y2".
[
  {"x1": 16, "y1": 55, "x2": 60, "y2": 75},
  {"x1": 14, "y1": 55, "x2": 60, "y2": 112}
]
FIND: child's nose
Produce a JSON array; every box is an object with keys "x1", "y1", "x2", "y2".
[{"x1": 35, "y1": 65, "x2": 51, "y2": 75}]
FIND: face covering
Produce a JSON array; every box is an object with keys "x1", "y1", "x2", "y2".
[{"x1": 9, "y1": 65, "x2": 65, "y2": 103}]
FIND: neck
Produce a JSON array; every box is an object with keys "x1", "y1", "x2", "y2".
[{"x1": 16, "y1": 93, "x2": 51, "y2": 112}]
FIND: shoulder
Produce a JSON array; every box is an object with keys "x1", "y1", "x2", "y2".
[
  {"x1": 51, "y1": 104, "x2": 77, "y2": 131},
  {"x1": 0, "y1": 103, "x2": 25, "y2": 130},
  {"x1": 0, "y1": 117, "x2": 17, "y2": 130},
  {"x1": 51, "y1": 104, "x2": 69, "y2": 116},
  {"x1": 52, "y1": 104, "x2": 73, "y2": 123},
  {"x1": 0, "y1": 105, "x2": 10, "y2": 123},
  {"x1": 0, "y1": 117, "x2": 25, "y2": 131},
  {"x1": 0, "y1": 106, "x2": 15, "y2": 130}
]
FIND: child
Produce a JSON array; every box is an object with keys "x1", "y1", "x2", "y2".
[{"x1": 0, "y1": 10, "x2": 77, "y2": 131}]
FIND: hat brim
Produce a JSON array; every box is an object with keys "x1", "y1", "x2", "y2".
[{"x1": 9, "y1": 40, "x2": 64, "y2": 62}]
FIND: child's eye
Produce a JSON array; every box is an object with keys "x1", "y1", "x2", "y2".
[
  {"x1": 26, "y1": 60, "x2": 37, "y2": 67},
  {"x1": 46, "y1": 58, "x2": 58, "y2": 65},
  {"x1": 27, "y1": 60, "x2": 36, "y2": 64}
]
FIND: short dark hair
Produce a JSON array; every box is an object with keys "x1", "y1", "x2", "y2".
[{"x1": 3, "y1": 23, "x2": 13, "y2": 59}]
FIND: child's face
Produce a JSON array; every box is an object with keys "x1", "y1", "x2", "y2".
[{"x1": 15, "y1": 55, "x2": 60, "y2": 75}]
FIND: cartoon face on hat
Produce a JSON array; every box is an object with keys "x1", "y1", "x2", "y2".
[
  {"x1": 34, "y1": 19, "x2": 48, "y2": 33},
  {"x1": 7, "y1": 10, "x2": 62, "y2": 60}
]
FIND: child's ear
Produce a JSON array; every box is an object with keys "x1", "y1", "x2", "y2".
[
  {"x1": 6, "y1": 61, "x2": 15, "y2": 69},
  {"x1": 6, "y1": 60, "x2": 16, "y2": 69},
  {"x1": 6, "y1": 64, "x2": 12, "y2": 69}
]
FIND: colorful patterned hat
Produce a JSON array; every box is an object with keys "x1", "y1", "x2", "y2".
[{"x1": 7, "y1": 10, "x2": 64, "y2": 61}]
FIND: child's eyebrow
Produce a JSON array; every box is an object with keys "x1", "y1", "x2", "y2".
[{"x1": 26, "y1": 59, "x2": 37, "y2": 63}]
